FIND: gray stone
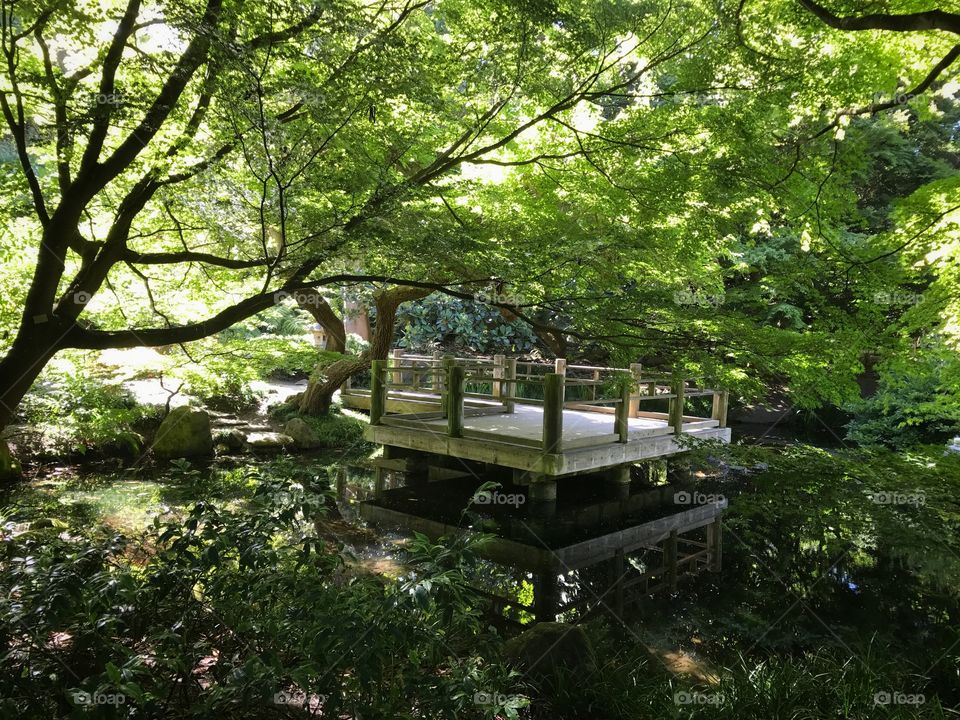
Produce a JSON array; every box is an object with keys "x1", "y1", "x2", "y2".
[
  {"x1": 283, "y1": 417, "x2": 322, "y2": 449},
  {"x1": 152, "y1": 407, "x2": 213, "y2": 458},
  {"x1": 246, "y1": 432, "x2": 294, "y2": 449},
  {"x1": 214, "y1": 429, "x2": 247, "y2": 452},
  {"x1": 0, "y1": 440, "x2": 22, "y2": 483},
  {"x1": 503, "y1": 622, "x2": 595, "y2": 683}
]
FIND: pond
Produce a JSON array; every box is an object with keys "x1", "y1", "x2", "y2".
[{"x1": 3, "y1": 439, "x2": 959, "y2": 717}]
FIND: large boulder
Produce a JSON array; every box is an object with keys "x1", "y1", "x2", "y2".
[
  {"x1": 152, "y1": 407, "x2": 213, "y2": 458},
  {"x1": 503, "y1": 622, "x2": 595, "y2": 684},
  {"x1": 283, "y1": 417, "x2": 322, "y2": 449},
  {"x1": 0, "y1": 440, "x2": 22, "y2": 483}
]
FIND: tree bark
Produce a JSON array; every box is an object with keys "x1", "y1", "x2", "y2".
[
  {"x1": 298, "y1": 285, "x2": 431, "y2": 415},
  {"x1": 0, "y1": 325, "x2": 64, "y2": 432},
  {"x1": 296, "y1": 289, "x2": 346, "y2": 353}
]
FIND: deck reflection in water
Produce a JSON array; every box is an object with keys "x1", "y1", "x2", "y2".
[{"x1": 360, "y1": 472, "x2": 725, "y2": 623}]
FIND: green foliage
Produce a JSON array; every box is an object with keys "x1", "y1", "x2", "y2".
[
  {"x1": 846, "y1": 346, "x2": 960, "y2": 448},
  {"x1": 0, "y1": 471, "x2": 520, "y2": 719},
  {"x1": 16, "y1": 374, "x2": 159, "y2": 457},
  {"x1": 397, "y1": 294, "x2": 536, "y2": 354},
  {"x1": 301, "y1": 412, "x2": 370, "y2": 450}
]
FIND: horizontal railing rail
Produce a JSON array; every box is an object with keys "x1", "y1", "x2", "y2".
[{"x1": 363, "y1": 352, "x2": 729, "y2": 453}]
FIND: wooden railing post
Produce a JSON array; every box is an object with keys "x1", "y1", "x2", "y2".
[
  {"x1": 429, "y1": 351, "x2": 441, "y2": 390},
  {"x1": 370, "y1": 359, "x2": 387, "y2": 425},
  {"x1": 492, "y1": 354, "x2": 506, "y2": 398},
  {"x1": 554, "y1": 358, "x2": 567, "y2": 376},
  {"x1": 439, "y1": 354, "x2": 453, "y2": 417},
  {"x1": 542, "y1": 372, "x2": 564, "y2": 453},
  {"x1": 711, "y1": 390, "x2": 729, "y2": 428},
  {"x1": 390, "y1": 348, "x2": 404, "y2": 386},
  {"x1": 504, "y1": 358, "x2": 517, "y2": 413},
  {"x1": 629, "y1": 363, "x2": 643, "y2": 417},
  {"x1": 669, "y1": 372, "x2": 685, "y2": 436},
  {"x1": 447, "y1": 363, "x2": 465, "y2": 438},
  {"x1": 614, "y1": 380, "x2": 631, "y2": 443}
]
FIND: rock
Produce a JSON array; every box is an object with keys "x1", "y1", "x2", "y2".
[
  {"x1": 246, "y1": 432, "x2": 294, "y2": 450},
  {"x1": 152, "y1": 407, "x2": 213, "y2": 458},
  {"x1": 283, "y1": 417, "x2": 322, "y2": 449},
  {"x1": 213, "y1": 429, "x2": 247, "y2": 453},
  {"x1": 948, "y1": 437, "x2": 960, "y2": 455},
  {"x1": 503, "y1": 622, "x2": 595, "y2": 684},
  {"x1": 0, "y1": 440, "x2": 22, "y2": 483}
]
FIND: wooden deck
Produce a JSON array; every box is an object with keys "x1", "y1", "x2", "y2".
[{"x1": 352, "y1": 353, "x2": 731, "y2": 479}]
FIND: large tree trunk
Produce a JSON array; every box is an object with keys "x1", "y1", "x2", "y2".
[
  {"x1": 296, "y1": 289, "x2": 346, "y2": 353},
  {"x1": 298, "y1": 285, "x2": 430, "y2": 415},
  {"x1": 0, "y1": 327, "x2": 62, "y2": 432}
]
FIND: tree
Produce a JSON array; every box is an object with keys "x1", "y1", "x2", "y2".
[{"x1": 0, "y1": 0, "x2": 729, "y2": 437}]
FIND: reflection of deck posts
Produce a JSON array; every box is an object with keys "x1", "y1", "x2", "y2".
[
  {"x1": 707, "y1": 518, "x2": 722, "y2": 571},
  {"x1": 665, "y1": 529, "x2": 678, "y2": 590},
  {"x1": 533, "y1": 572, "x2": 559, "y2": 622},
  {"x1": 492, "y1": 354, "x2": 505, "y2": 399},
  {"x1": 542, "y1": 373, "x2": 564, "y2": 453},
  {"x1": 370, "y1": 360, "x2": 387, "y2": 426},
  {"x1": 669, "y1": 373, "x2": 685, "y2": 436},
  {"x1": 711, "y1": 390, "x2": 729, "y2": 428},
  {"x1": 629, "y1": 363, "x2": 642, "y2": 417},
  {"x1": 615, "y1": 382, "x2": 631, "y2": 443},
  {"x1": 447, "y1": 363, "x2": 465, "y2": 438},
  {"x1": 504, "y1": 358, "x2": 517, "y2": 413},
  {"x1": 611, "y1": 548, "x2": 625, "y2": 618}
]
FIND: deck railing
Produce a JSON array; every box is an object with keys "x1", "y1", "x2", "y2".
[{"x1": 363, "y1": 352, "x2": 729, "y2": 453}]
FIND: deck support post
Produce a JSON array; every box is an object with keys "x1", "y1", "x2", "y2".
[
  {"x1": 711, "y1": 390, "x2": 729, "y2": 428},
  {"x1": 629, "y1": 363, "x2": 643, "y2": 417},
  {"x1": 370, "y1": 359, "x2": 387, "y2": 426},
  {"x1": 542, "y1": 373, "x2": 565, "y2": 453},
  {"x1": 669, "y1": 372, "x2": 685, "y2": 436},
  {"x1": 504, "y1": 358, "x2": 517, "y2": 413},
  {"x1": 528, "y1": 478, "x2": 557, "y2": 502},
  {"x1": 615, "y1": 381, "x2": 631, "y2": 443},
  {"x1": 447, "y1": 363, "x2": 465, "y2": 438}
]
